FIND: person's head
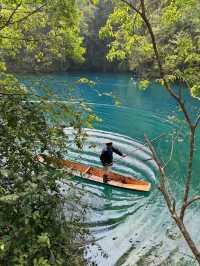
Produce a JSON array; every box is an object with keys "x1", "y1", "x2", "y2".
[{"x1": 106, "y1": 142, "x2": 112, "y2": 148}]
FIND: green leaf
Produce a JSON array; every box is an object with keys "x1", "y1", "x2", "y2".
[
  {"x1": 77, "y1": 77, "x2": 96, "y2": 87},
  {"x1": 191, "y1": 85, "x2": 200, "y2": 99},
  {"x1": 90, "y1": 0, "x2": 99, "y2": 5},
  {"x1": 37, "y1": 233, "x2": 51, "y2": 248},
  {"x1": 138, "y1": 80, "x2": 149, "y2": 91},
  {"x1": 0, "y1": 194, "x2": 19, "y2": 202}
]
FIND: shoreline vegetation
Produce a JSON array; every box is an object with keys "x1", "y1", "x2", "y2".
[{"x1": 0, "y1": 1, "x2": 99, "y2": 265}]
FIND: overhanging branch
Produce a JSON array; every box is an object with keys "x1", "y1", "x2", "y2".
[
  {"x1": 0, "y1": 2, "x2": 48, "y2": 31},
  {"x1": 120, "y1": 0, "x2": 142, "y2": 15},
  {"x1": 195, "y1": 114, "x2": 200, "y2": 128},
  {"x1": 0, "y1": 2, "x2": 22, "y2": 30},
  {"x1": 144, "y1": 134, "x2": 174, "y2": 213},
  {"x1": 186, "y1": 195, "x2": 200, "y2": 208}
]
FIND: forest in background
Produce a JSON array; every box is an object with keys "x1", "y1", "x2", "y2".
[
  {"x1": 6, "y1": 0, "x2": 200, "y2": 79},
  {"x1": 5, "y1": 0, "x2": 120, "y2": 73}
]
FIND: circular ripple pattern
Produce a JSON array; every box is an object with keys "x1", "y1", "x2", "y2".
[
  {"x1": 64, "y1": 127, "x2": 157, "y2": 183},
  {"x1": 61, "y1": 126, "x2": 199, "y2": 266},
  {"x1": 62, "y1": 128, "x2": 169, "y2": 265},
  {"x1": 25, "y1": 72, "x2": 200, "y2": 266}
]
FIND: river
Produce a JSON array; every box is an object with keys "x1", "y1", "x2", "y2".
[{"x1": 22, "y1": 72, "x2": 200, "y2": 266}]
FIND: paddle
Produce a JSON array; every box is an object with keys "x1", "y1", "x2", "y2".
[{"x1": 113, "y1": 154, "x2": 127, "y2": 163}]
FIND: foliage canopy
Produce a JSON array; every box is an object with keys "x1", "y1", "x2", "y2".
[
  {"x1": 100, "y1": 0, "x2": 200, "y2": 98},
  {"x1": 0, "y1": 0, "x2": 85, "y2": 72},
  {"x1": 0, "y1": 1, "x2": 98, "y2": 265}
]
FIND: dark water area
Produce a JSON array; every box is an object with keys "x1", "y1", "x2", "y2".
[{"x1": 21, "y1": 72, "x2": 200, "y2": 265}]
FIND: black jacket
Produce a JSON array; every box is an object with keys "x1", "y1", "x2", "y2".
[{"x1": 100, "y1": 146, "x2": 123, "y2": 166}]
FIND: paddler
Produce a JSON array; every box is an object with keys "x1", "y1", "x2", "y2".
[{"x1": 100, "y1": 141, "x2": 126, "y2": 183}]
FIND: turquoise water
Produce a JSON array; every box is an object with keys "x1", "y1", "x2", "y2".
[{"x1": 22, "y1": 73, "x2": 200, "y2": 265}]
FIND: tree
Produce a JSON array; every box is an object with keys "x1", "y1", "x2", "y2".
[
  {"x1": 100, "y1": 0, "x2": 200, "y2": 263},
  {"x1": 0, "y1": 0, "x2": 85, "y2": 72},
  {"x1": 0, "y1": 1, "x2": 98, "y2": 265},
  {"x1": 0, "y1": 88, "x2": 93, "y2": 265}
]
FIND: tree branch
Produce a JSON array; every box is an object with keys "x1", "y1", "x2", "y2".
[
  {"x1": 0, "y1": 2, "x2": 48, "y2": 31},
  {"x1": 180, "y1": 127, "x2": 195, "y2": 220},
  {"x1": 185, "y1": 195, "x2": 200, "y2": 208},
  {"x1": 0, "y1": 92, "x2": 26, "y2": 96},
  {"x1": 0, "y1": 34, "x2": 53, "y2": 43},
  {"x1": 119, "y1": 0, "x2": 196, "y2": 211},
  {"x1": 120, "y1": 0, "x2": 142, "y2": 16},
  {"x1": 195, "y1": 114, "x2": 200, "y2": 128},
  {"x1": 163, "y1": 134, "x2": 175, "y2": 168},
  {"x1": 145, "y1": 134, "x2": 200, "y2": 262},
  {"x1": 0, "y1": 2, "x2": 22, "y2": 31},
  {"x1": 134, "y1": 1, "x2": 196, "y2": 221},
  {"x1": 118, "y1": 0, "x2": 200, "y2": 261},
  {"x1": 144, "y1": 134, "x2": 174, "y2": 213},
  {"x1": 120, "y1": 0, "x2": 193, "y2": 126},
  {"x1": 11, "y1": 2, "x2": 48, "y2": 25}
]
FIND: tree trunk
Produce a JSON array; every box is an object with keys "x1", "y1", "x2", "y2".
[{"x1": 174, "y1": 216, "x2": 200, "y2": 264}]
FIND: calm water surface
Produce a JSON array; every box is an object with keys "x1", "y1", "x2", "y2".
[{"x1": 22, "y1": 73, "x2": 200, "y2": 266}]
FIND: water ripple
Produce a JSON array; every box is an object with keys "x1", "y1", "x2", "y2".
[{"x1": 64, "y1": 127, "x2": 157, "y2": 184}]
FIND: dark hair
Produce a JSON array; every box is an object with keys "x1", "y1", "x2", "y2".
[{"x1": 106, "y1": 142, "x2": 112, "y2": 146}]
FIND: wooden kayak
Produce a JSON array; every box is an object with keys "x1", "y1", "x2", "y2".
[{"x1": 37, "y1": 155, "x2": 151, "y2": 192}]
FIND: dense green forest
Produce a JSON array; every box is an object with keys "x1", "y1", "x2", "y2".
[
  {"x1": 1, "y1": 0, "x2": 200, "y2": 265},
  {"x1": 4, "y1": 0, "x2": 200, "y2": 80},
  {"x1": 3, "y1": 0, "x2": 130, "y2": 73},
  {"x1": 4, "y1": 0, "x2": 118, "y2": 73}
]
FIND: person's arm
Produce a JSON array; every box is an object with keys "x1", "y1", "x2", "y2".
[{"x1": 112, "y1": 147, "x2": 123, "y2": 156}]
